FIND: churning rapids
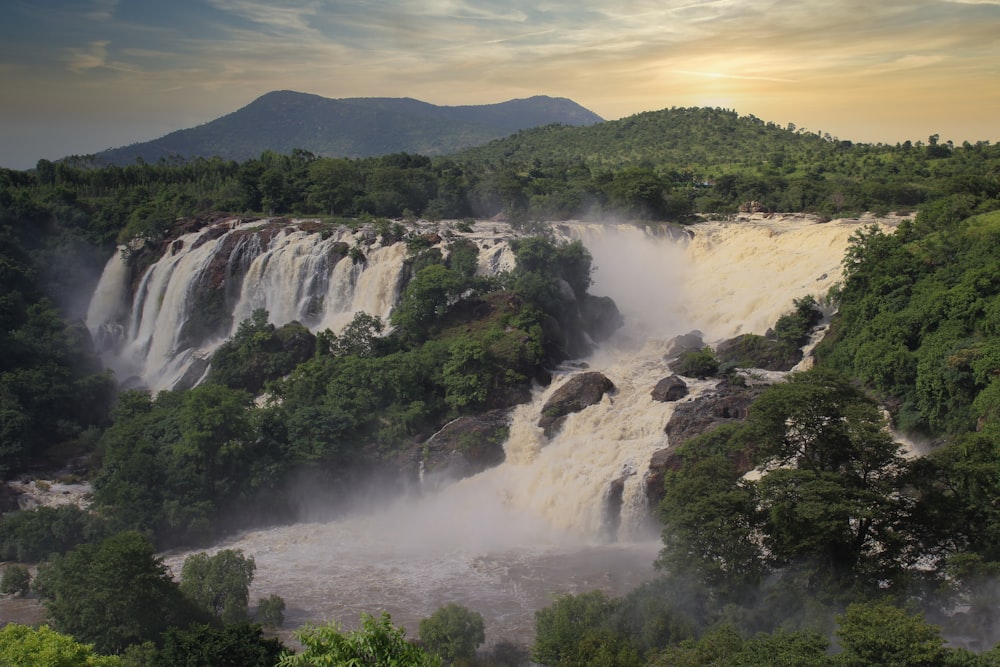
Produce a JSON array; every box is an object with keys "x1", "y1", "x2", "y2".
[{"x1": 87, "y1": 214, "x2": 890, "y2": 645}]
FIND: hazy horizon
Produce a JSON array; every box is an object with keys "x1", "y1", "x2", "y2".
[{"x1": 3, "y1": 0, "x2": 998, "y2": 170}]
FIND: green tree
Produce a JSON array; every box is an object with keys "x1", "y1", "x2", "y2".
[
  {"x1": 153, "y1": 622, "x2": 286, "y2": 667},
  {"x1": 390, "y1": 263, "x2": 464, "y2": 339},
  {"x1": 658, "y1": 454, "x2": 765, "y2": 597},
  {"x1": 442, "y1": 338, "x2": 493, "y2": 410},
  {"x1": 0, "y1": 624, "x2": 120, "y2": 667},
  {"x1": 179, "y1": 549, "x2": 256, "y2": 624},
  {"x1": 319, "y1": 311, "x2": 385, "y2": 357},
  {"x1": 658, "y1": 368, "x2": 915, "y2": 604},
  {"x1": 747, "y1": 369, "x2": 911, "y2": 593},
  {"x1": 834, "y1": 602, "x2": 947, "y2": 667},
  {"x1": 1, "y1": 563, "x2": 31, "y2": 595},
  {"x1": 278, "y1": 613, "x2": 441, "y2": 667},
  {"x1": 33, "y1": 531, "x2": 206, "y2": 654},
  {"x1": 533, "y1": 591, "x2": 617, "y2": 666},
  {"x1": 419, "y1": 603, "x2": 486, "y2": 663},
  {"x1": 650, "y1": 625, "x2": 833, "y2": 667},
  {"x1": 256, "y1": 593, "x2": 286, "y2": 628},
  {"x1": 0, "y1": 504, "x2": 109, "y2": 561}
]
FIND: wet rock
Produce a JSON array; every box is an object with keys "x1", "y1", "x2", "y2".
[
  {"x1": 644, "y1": 382, "x2": 766, "y2": 506},
  {"x1": 644, "y1": 449, "x2": 684, "y2": 505},
  {"x1": 715, "y1": 333, "x2": 802, "y2": 371},
  {"x1": 602, "y1": 475, "x2": 627, "y2": 541},
  {"x1": 172, "y1": 354, "x2": 211, "y2": 391},
  {"x1": 580, "y1": 294, "x2": 624, "y2": 343},
  {"x1": 651, "y1": 375, "x2": 688, "y2": 402},
  {"x1": 538, "y1": 372, "x2": 616, "y2": 438},
  {"x1": 664, "y1": 331, "x2": 704, "y2": 360},
  {"x1": 664, "y1": 382, "x2": 765, "y2": 446},
  {"x1": 418, "y1": 409, "x2": 512, "y2": 487}
]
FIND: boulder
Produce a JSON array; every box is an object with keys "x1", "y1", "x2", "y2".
[
  {"x1": 538, "y1": 371, "x2": 616, "y2": 437},
  {"x1": 643, "y1": 448, "x2": 686, "y2": 514},
  {"x1": 651, "y1": 375, "x2": 688, "y2": 402},
  {"x1": 664, "y1": 382, "x2": 765, "y2": 446},
  {"x1": 644, "y1": 382, "x2": 766, "y2": 506},
  {"x1": 715, "y1": 333, "x2": 802, "y2": 371},
  {"x1": 664, "y1": 331, "x2": 704, "y2": 360},
  {"x1": 581, "y1": 294, "x2": 625, "y2": 344},
  {"x1": 419, "y1": 409, "x2": 512, "y2": 487}
]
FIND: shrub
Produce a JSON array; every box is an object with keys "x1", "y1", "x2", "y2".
[
  {"x1": 671, "y1": 348, "x2": 720, "y2": 378},
  {"x1": 1, "y1": 564, "x2": 31, "y2": 596},
  {"x1": 419, "y1": 603, "x2": 486, "y2": 663},
  {"x1": 256, "y1": 594, "x2": 286, "y2": 628}
]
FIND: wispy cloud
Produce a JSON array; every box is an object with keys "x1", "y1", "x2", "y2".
[
  {"x1": 863, "y1": 54, "x2": 949, "y2": 75},
  {"x1": 674, "y1": 70, "x2": 798, "y2": 83},
  {"x1": 205, "y1": 0, "x2": 322, "y2": 35},
  {"x1": 485, "y1": 28, "x2": 557, "y2": 44},
  {"x1": 88, "y1": 0, "x2": 119, "y2": 21},
  {"x1": 66, "y1": 40, "x2": 112, "y2": 73}
]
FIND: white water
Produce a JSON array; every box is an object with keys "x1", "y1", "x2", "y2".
[
  {"x1": 85, "y1": 219, "x2": 522, "y2": 391},
  {"x1": 158, "y1": 214, "x2": 885, "y2": 646}
]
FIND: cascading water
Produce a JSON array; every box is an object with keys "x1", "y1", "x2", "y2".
[
  {"x1": 85, "y1": 219, "x2": 519, "y2": 391},
  {"x1": 155, "y1": 213, "x2": 889, "y2": 645}
]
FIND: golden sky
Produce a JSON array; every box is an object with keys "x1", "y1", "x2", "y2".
[{"x1": 2, "y1": 0, "x2": 998, "y2": 168}]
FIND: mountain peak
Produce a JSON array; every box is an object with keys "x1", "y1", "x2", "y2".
[{"x1": 92, "y1": 93, "x2": 604, "y2": 165}]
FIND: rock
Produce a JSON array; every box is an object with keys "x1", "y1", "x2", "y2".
[
  {"x1": 538, "y1": 293, "x2": 623, "y2": 362},
  {"x1": 738, "y1": 200, "x2": 770, "y2": 214},
  {"x1": 418, "y1": 409, "x2": 512, "y2": 487},
  {"x1": 651, "y1": 375, "x2": 688, "y2": 402},
  {"x1": 715, "y1": 333, "x2": 802, "y2": 371},
  {"x1": 581, "y1": 294, "x2": 624, "y2": 343},
  {"x1": 664, "y1": 382, "x2": 765, "y2": 446},
  {"x1": 538, "y1": 372, "x2": 616, "y2": 437},
  {"x1": 644, "y1": 382, "x2": 767, "y2": 506},
  {"x1": 602, "y1": 475, "x2": 627, "y2": 540},
  {"x1": 172, "y1": 353, "x2": 211, "y2": 391},
  {"x1": 664, "y1": 331, "x2": 704, "y2": 360},
  {"x1": 643, "y1": 449, "x2": 685, "y2": 512},
  {"x1": 0, "y1": 483, "x2": 19, "y2": 513}
]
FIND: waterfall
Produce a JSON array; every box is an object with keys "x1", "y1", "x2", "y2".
[
  {"x1": 85, "y1": 219, "x2": 498, "y2": 391},
  {"x1": 157, "y1": 214, "x2": 884, "y2": 644}
]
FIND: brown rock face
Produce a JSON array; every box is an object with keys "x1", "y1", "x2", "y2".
[
  {"x1": 651, "y1": 375, "x2": 688, "y2": 402},
  {"x1": 538, "y1": 372, "x2": 616, "y2": 438},
  {"x1": 418, "y1": 409, "x2": 512, "y2": 488},
  {"x1": 644, "y1": 382, "x2": 766, "y2": 507},
  {"x1": 715, "y1": 333, "x2": 803, "y2": 372}
]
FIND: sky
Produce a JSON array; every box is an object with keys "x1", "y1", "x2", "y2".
[{"x1": 1, "y1": 0, "x2": 998, "y2": 169}]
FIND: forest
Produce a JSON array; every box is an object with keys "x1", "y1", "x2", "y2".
[{"x1": 2, "y1": 107, "x2": 1000, "y2": 665}]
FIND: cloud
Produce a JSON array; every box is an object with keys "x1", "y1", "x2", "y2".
[
  {"x1": 485, "y1": 28, "x2": 557, "y2": 44},
  {"x1": 66, "y1": 40, "x2": 111, "y2": 73},
  {"x1": 862, "y1": 54, "x2": 949, "y2": 75},
  {"x1": 673, "y1": 70, "x2": 798, "y2": 83},
  {"x1": 88, "y1": 0, "x2": 119, "y2": 21}
]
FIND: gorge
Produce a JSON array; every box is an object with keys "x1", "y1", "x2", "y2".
[{"x1": 84, "y1": 213, "x2": 894, "y2": 644}]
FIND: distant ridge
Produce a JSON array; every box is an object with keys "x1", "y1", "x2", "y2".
[{"x1": 92, "y1": 91, "x2": 604, "y2": 165}]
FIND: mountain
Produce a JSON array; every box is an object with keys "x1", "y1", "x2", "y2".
[{"x1": 92, "y1": 91, "x2": 604, "y2": 165}]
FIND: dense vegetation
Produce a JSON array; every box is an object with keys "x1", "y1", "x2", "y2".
[
  {"x1": 7, "y1": 107, "x2": 998, "y2": 250},
  {"x1": 2, "y1": 105, "x2": 1000, "y2": 664}
]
